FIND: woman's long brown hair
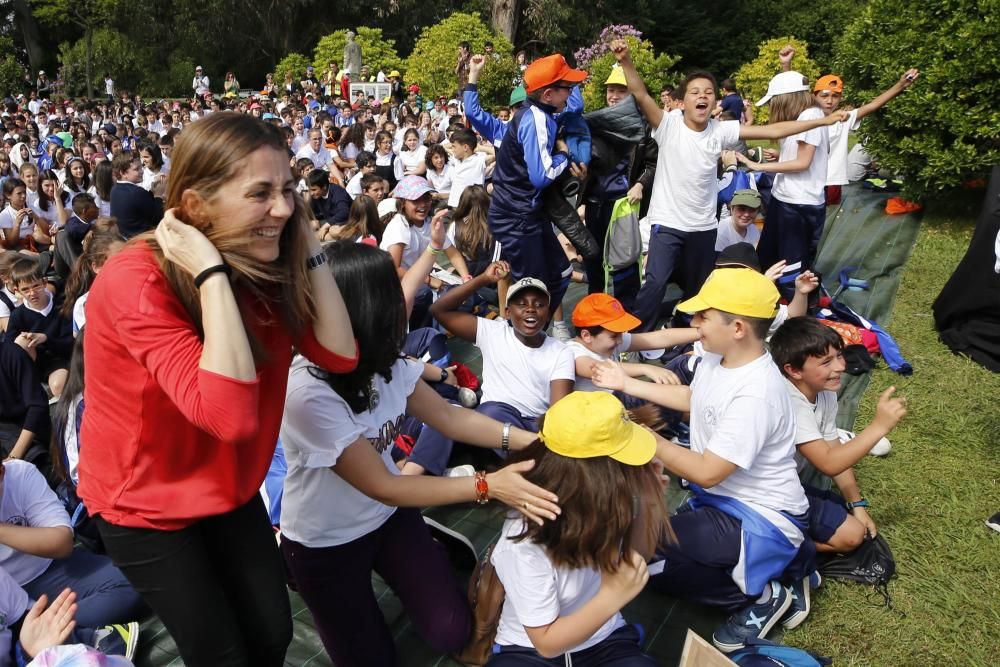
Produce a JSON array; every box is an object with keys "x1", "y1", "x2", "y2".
[
  {"x1": 136, "y1": 113, "x2": 315, "y2": 359},
  {"x1": 506, "y1": 409, "x2": 673, "y2": 574}
]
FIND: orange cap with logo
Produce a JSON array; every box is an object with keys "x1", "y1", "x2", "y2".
[{"x1": 523, "y1": 54, "x2": 587, "y2": 93}]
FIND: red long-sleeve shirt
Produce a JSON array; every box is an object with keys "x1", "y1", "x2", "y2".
[{"x1": 78, "y1": 244, "x2": 358, "y2": 530}]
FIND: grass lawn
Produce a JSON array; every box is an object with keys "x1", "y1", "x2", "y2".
[{"x1": 786, "y1": 191, "x2": 1000, "y2": 665}]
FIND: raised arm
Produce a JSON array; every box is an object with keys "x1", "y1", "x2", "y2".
[
  {"x1": 856, "y1": 69, "x2": 919, "y2": 121},
  {"x1": 609, "y1": 39, "x2": 663, "y2": 129},
  {"x1": 431, "y1": 260, "x2": 509, "y2": 342},
  {"x1": 739, "y1": 109, "x2": 848, "y2": 141}
]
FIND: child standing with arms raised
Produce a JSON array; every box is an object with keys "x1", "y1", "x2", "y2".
[{"x1": 609, "y1": 39, "x2": 847, "y2": 332}]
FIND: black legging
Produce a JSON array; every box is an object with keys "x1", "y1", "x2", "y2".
[{"x1": 96, "y1": 495, "x2": 291, "y2": 667}]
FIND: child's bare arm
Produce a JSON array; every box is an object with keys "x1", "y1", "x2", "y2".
[
  {"x1": 549, "y1": 378, "x2": 574, "y2": 404},
  {"x1": 593, "y1": 361, "x2": 691, "y2": 411},
  {"x1": 787, "y1": 271, "x2": 819, "y2": 318},
  {"x1": 609, "y1": 39, "x2": 664, "y2": 128},
  {"x1": 855, "y1": 69, "x2": 919, "y2": 121},
  {"x1": 737, "y1": 142, "x2": 816, "y2": 174},
  {"x1": 739, "y1": 110, "x2": 849, "y2": 141},
  {"x1": 627, "y1": 327, "x2": 700, "y2": 352},
  {"x1": 653, "y1": 434, "x2": 738, "y2": 488},
  {"x1": 431, "y1": 260, "x2": 509, "y2": 342}
]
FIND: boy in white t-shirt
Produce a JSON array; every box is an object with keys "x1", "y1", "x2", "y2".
[
  {"x1": 592, "y1": 268, "x2": 815, "y2": 653},
  {"x1": 714, "y1": 189, "x2": 762, "y2": 252},
  {"x1": 446, "y1": 128, "x2": 487, "y2": 208},
  {"x1": 610, "y1": 39, "x2": 846, "y2": 333},
  {"x1": 769, "y1": 318, "x2": 907, "y2": 561},
  {"x1": 402, "y1": 268, "x2": 575, "y2": 476},
  {"x1": 567, "y1": 293, "x2": 698, "y2": 394}
]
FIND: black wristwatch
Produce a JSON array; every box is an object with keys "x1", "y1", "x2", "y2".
[{"x1": 438, "y1": 368, "x2": 449, "y2": 383}]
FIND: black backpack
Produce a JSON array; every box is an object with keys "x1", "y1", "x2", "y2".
[{"x1": 816, "y1": 533, "x2": 898, "y2": 610}]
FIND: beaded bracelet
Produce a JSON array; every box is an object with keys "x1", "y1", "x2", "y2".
[{"x1": 474, "y1": 470, "x2": 489, "y2": 505}]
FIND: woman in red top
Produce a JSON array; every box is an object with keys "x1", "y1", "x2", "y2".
[{"x1": 78, "y1": 113, "x2": 358, "y2": 666}]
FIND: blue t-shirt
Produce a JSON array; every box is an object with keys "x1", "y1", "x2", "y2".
[{"x1": 720, "y1": 93, "x2": 745, "y2": 120}]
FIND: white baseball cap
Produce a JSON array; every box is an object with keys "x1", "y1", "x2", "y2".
[{"x1": 756, "y1": 71, "x2": 810, "y2": 106}]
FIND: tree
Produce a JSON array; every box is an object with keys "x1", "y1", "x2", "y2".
[
  {"x1": 312, "y1": 27, "x2": 404, "y2": 77},
  {"x1": 273, "y1": 53, "x2": 312, "y2": 86},
  {"x1": 0, "y1": 37, "x2": 25, "y2": 97},
  {"x1": 57, "y1": 28, "x2": 151, "y2": 96},
  {"x1": 834, "y1": 0, "x2": 1000, "y2": 198},
  {"x1": 734, "y1": 37, "x2": 820, "y2": 124},
  {"x1": 490, "y1": 0, "x2": 521, "y2": 43},
  {"x1": 404, "y1": 12, "x2": 514, "y2": 101},
  {"x1": 32, "y1": 0, "x2": 122, "y2": 98},
  {"x1": 575, "y1": 27, "x2": 679, "y2": 112}
]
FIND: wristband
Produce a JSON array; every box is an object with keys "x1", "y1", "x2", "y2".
[
  {"x1": 439, "y1": 368, "x2": 449, "y2": 383},
  {"x1": 428, "y1": 244, "x2": 446, "y2": 255},
  {"x1": 845, "y1": 498, "x2": 870, "y2": 510},
  {"x1": 474, "y1": 470, "x2": 489, "y2": 504},
  {"x1": 193, "y1": 264, "x2": 231, "y2": 288},
  {"x1": 501, "y1": 422, "x2": 511, "y2": 454},
  {"x1": 306, "y1": 250, "x2": 328, "y2": 271}
]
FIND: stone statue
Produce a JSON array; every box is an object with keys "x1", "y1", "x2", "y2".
[{"x1": 344, "y1": 30, "x2": 362, "y2": 82}]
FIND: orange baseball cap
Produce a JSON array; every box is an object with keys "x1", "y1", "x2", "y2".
[
  {"x1": 814, "y1": 75, "x2": 844, "y2": 93},
  {"x1": 572, "y1": 294, "x2": 641, "y2": 332},
  {"x1": 523, "y1": 54, "x2": 587, "y2": 93}
]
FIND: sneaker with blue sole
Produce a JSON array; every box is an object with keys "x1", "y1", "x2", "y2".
[
  {"x1": 712, "y1": 581, "x2": 792, "y2": 653},
  {"x1": 93, "y1": 621, "x2": 139, "y2": 660},
  {"x1": 781, "y1": 571, "x2": 822, "y2": 630}
]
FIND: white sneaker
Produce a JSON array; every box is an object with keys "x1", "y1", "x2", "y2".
[
  {"x1": 445, "y1": 464, "x2": 476, "y2": 478},
  {"x1": 550, "y1": 320, "x2": 571, "y2": 342},
  {"x1": 837, "y1": 428, "x2": 891, "y2": 456},
  {"x1": 457, "y1": 387, "x2": 478, "y2": 408}
]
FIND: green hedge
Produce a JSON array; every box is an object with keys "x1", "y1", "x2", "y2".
[{"x1": 834, "y1": 0, "x2": 1000, "y2": 198}]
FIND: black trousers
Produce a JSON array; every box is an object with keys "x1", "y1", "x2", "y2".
[{"x1": 96, "y1": 495, "x2": 291, "y2": 667}]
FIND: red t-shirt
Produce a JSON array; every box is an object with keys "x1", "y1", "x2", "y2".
[{"x1": 78, "y1": 244, "x2": 358, "y2": 530}]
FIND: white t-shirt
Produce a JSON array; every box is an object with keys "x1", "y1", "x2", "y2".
[
  {"x1": 648, "y1": 111, "x2": 741, "y2": 232},
  {"x1": 492, "y1": 518, "x2": 625, "y2": 652},
  {"x1": 846, "y1": 143, "x2": 872, "y2": 183},
  {"x1": 565, "y1": 333, "x2": 632, "y2": 393},
  {"x1": 280, "y1": 356, "x2": 424, "y2": 548},
  {"x1": 771, "y1": 107, "x2": 830, "y2": 206},
  {"x1": 345, "y1": 171, "x2": 364, "y2": 199},
  {"x1": 398, "y1": 145, "x2": 427, "y2": 178},
  {"x1": 448, "y1": 153, "x2": 486, "y2": 208},
  {"x1": 715, "y1": 212, "x2": 761, "y2": 252},
  {"x1": 0, "y1": 205, "x2": 39, "y2": 239},
  {"x1": 72, "y1": 291, "x2": 89, "y2": 335},
  {"x1": 689, "y1": 351, "x2": 807, "y2": 514},
  {"x1": 826, "y1": 109, "x2": 861, "y2": 186},
  {"x1": 379, "y1": 213, "x2": 452, "y2": 270},
  {"x1": 785, "y1": 381, "x2": 839, "y2": 474},
  {"x1": 295, "y1": 144, "x2": 332, "y2": 169},
  {"x1": 0, "y1": 287, "x2": 18, "y2": 319},
  {"x1": 476, "y1": 317, "x2": 575, "y2": 417},
  {"x1": 0, "y1": 460, "x2": 73, "y2": 585},
  {"x1": 426, "y1": 164, "x2": 453, "y2": 194}
]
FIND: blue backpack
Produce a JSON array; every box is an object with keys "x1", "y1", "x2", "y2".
[{"x1": 729, "y1": 639, "x2": 831, "y2": 667}]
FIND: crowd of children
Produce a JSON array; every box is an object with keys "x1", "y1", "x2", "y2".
[{"x1": 0, "y1": 31, "x2": 924, "y2": 667}]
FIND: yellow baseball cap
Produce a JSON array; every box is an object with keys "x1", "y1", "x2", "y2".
[
  {"x1": 604, "y1": 65, "x2": 627, "y2": 87},
  {"x1": 676, "y1": 268, "x2": 780, "y2": 318},
  {"x1": 540, "y1": 392, "x2": 656, "y2": 466}
]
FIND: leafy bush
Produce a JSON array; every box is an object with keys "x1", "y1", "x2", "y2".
[
  {"x1": 312, "y1": 27, "x2": 404, "y2": 78},
  {"x1": 404, "y1": 12, "x2": 514, "y2": 102},
  {"x1": 734, "y1": 37, "x2": 820, "y2": 124},
  {"x1": 576, "y1": 28, "x2": 679, "y2": 113},
  {"x1": 273, "y1": 53, "x2": 313, "y2": 86},
  {"x1": 58, "y1": 29, "x2": 153, "y2": 97},
  {"x1": 142, "y1": 52, "x2": 198, "y2": 98},
  {"x1": 834, "y1": 0, "x2": 1000, "y2": 198},
  {"x1": 0, "y1": 38, "x2": 23, "y2": 99}
]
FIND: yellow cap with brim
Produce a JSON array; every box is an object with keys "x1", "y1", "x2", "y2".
[
  {"x1": 604, "y1": 65, "x2": 627, "y2": 87},
  {"x1": 540, "y1": 392, "x2": 656, "y2": 466},
  {"x1": 677, "y1": 268, "x2": 779, "y2": 318}
]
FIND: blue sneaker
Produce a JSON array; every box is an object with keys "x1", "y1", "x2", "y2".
[
  {"x1": 781, "y1": 571, "x2": 822, "y2": 630},
  {"x1": 93, "y1": 621, "x2": 139, "y2": 660},
  {"x1": 712, "y1": 581, "x2": 792, "y2": 653}
]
